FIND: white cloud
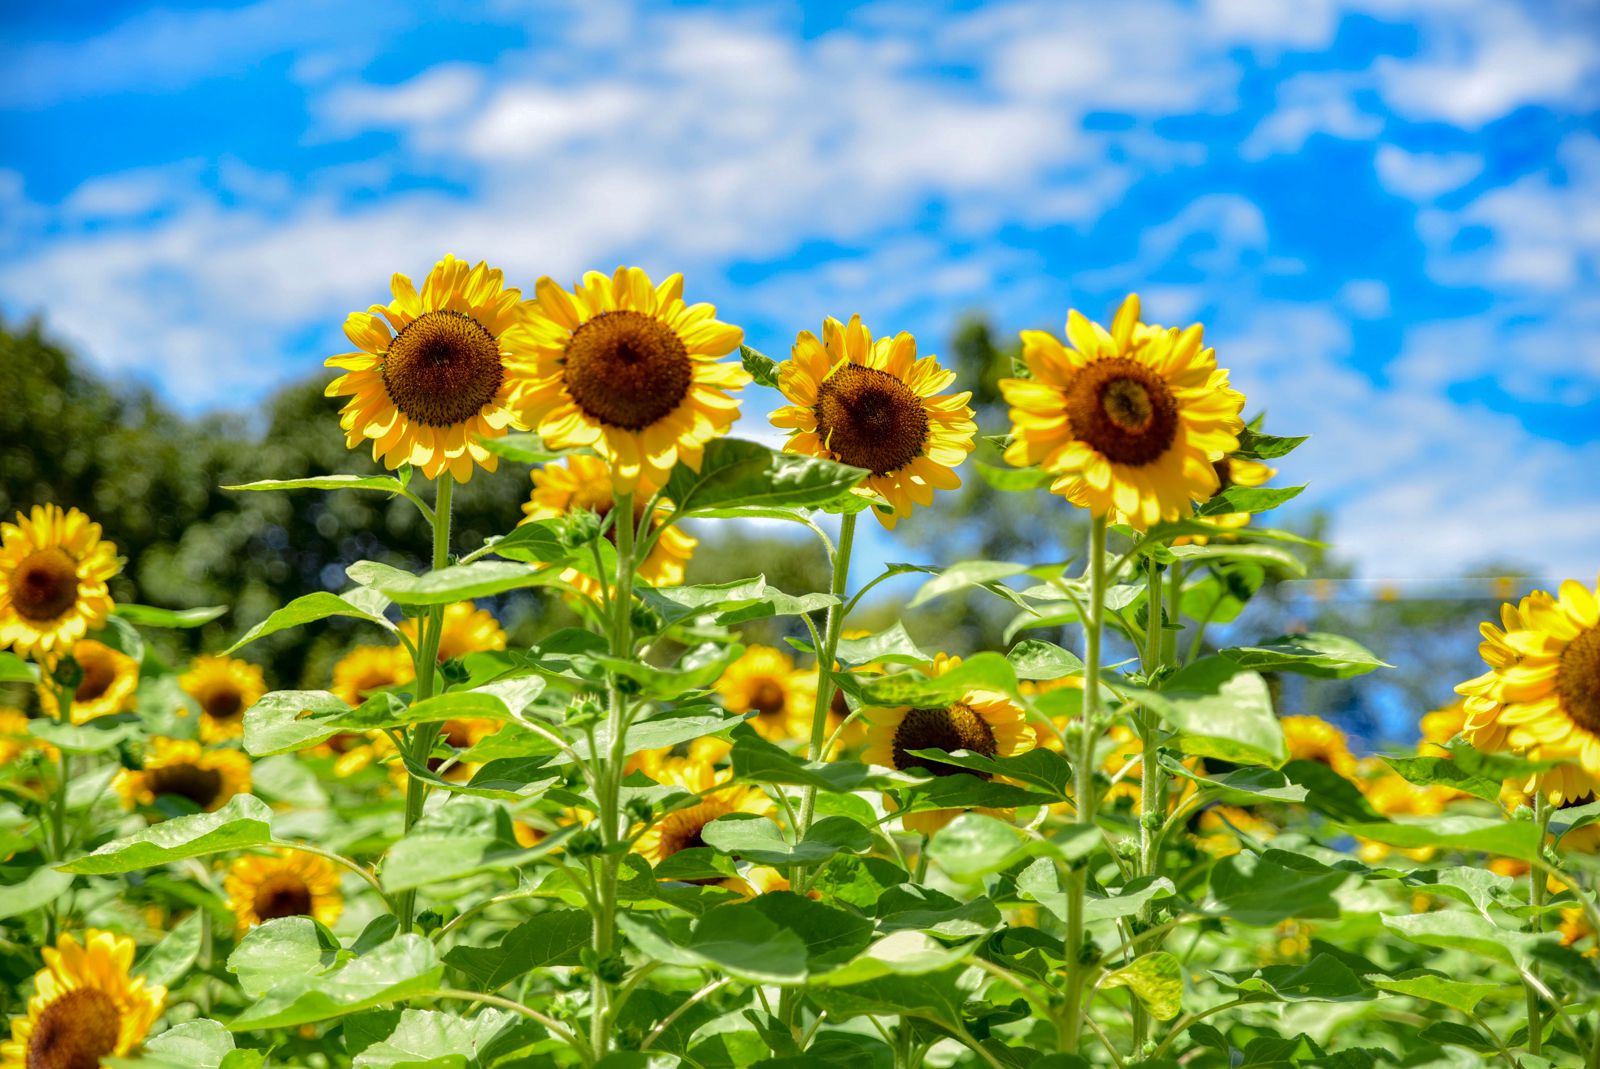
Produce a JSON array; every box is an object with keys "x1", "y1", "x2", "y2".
[
  {"x1": 1241, "y1": 72, "x2": 1382, "y2": 159},
  {"x1": 1374, "y1": 145, "x2": 1482, "y2": 199}
]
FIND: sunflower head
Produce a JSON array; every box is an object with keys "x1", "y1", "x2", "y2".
[
  {"x1": 0, "y1": 506, "x2": 121, "y2": 664},
  {"x1": 330, "y1": 644, "x2": 414, "y2": 706},
  {"x1": 771, "y1": 315, "x2": 976, "y2": 529},
  {"x1": 325, "y1": 256, "x2": 532, "y2": 482},
  {"x1": 36, "y1": 639, "x2": 139, "y2": 725},
  {"x1": 510, "y1": 267, "x2": 748, "y2": 492},
  {"x1": 632, "y1": 758, "x2": 774, "y2": 871},
  {"x1": 1, "y1": 929, "x2": 165, "y2": 1069},
  {"x1": 224, "y1": 850, "x2": 343, "y2": 931},
  {"x1": 1000, "y1": 295, "x2": 1245, "y2": 530},
  {"x1": 715, "y1": 646, "x2": 816, "y2": 744},
  {"x1": 397, "y1": 601, "x2": 506, "y2": 663},
  {"x1": 1280, "y1": 715, "x2": 1359, "y2": 779},
  {"x1": 179, "y1": 654, "x2": 267, "y2": 743},
  {"x1": 114, "y1": 737, "x2": 251, "y2": 814}
]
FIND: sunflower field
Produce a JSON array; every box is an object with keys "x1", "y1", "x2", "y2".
[{"x1": 3, "y1": 257, "x2": 1598, "y2": 1069}]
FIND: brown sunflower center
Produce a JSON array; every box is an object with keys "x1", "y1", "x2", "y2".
[
  {"x1": 1060, "y1": 357, "x2": 1179, "y2": 467},
  {"x1": 381, "y1": 310, "x2": 504, "y2": 428},
  {"x1": 201, "y1": 684, "x2": 245, "y2": 721},
  {"x1": 146, "y1": 762, "x2": 223, "y2": 809},
  {"x1": 9, "y1": 547, "x2": 80, "y2": 624},
  {"x1": 253, "y1": 874, "x2": 314, "y2": 922},
  {"x1": 891, "y1": 703, "x2": 997, "y2": 777},
  {"x1": 26, "y1": 986, "x2": 121, "y2": 1069},
  {"x1": 74, "y1": 655, "x2": 117, "y2": 704},
  {"x1": 1557, "y1": 625, "x2": 1600, "y2": 734},
  {"x1": 660, "y1": 808, "x2": 715, "y2": 857},
  {"x1": 814, "y1": 364, "x2": 930, "y2": 476},
  {"x1": 748, "y1": 678, "x2": 787, "y2": 719},
  {"x1": 562, "y1": 310, "x2": 692, "y2": 431}
]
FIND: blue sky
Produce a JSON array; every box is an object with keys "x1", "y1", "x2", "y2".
[{"x1": 2, "y1": 0, "x2": 1597, "y2": 581}]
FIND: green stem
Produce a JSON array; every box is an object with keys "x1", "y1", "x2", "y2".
[
  {"x1": 1527, "y1": 788, "x2": 1552, "y2": 1057},
  {"x1": 797, "y1": 513, "x2": 857, "y2": 862},
  {"x1": 1060, "y1": 514, "x2": 1107, "y2": 1053},
  {"x1": 1131, "y1": 557, "x2": 1168, "y2": 1055},
  {"x1": 397, "y1": 473, "x2": 454, "y2": 935}
]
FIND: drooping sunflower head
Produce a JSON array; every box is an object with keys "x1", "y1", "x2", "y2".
[
  {"x1": 1000, "y1": 295, "x2": 1246, "y2": 530},
  {"x1": 632, "y1": 758, "x2": 774, "y2": 868},
  {"x1": 330, "y1": 644, "x2": 415, "y2": 707},
  {"x1": 1280, "y1": 715, "x2": 1359, "y2": 779},
  {"x1": 114, "y1": 737, "x2": 251, "y2": 814},
  {"x1": 0, "y1": 506, "x2": 121, "y2": 665},
  {"x1": 772, "y1": 315, "x2": 976, "y2": 529},
  {"x1": 397, "y1": 600, "x2": 506, "y2": 663},
  {"x1": 36, "y1": 639, "x2": 139, "y2": 725},
  {"x1": 0, "y1": 928, "x2": 165, "y2": 1069},
  {"x1": 510, "y1": 267, "x2": 748, "y2": 492},
  {"x1": 325, "y1": 256, "x2": 532, "y2": 482},
  {"x1": 224, "y1": 850, "x2": 343, "y2": 932},
  {"x1": 180, "y1": 654, "x2": 267, "y2": 743},
  {"x1": 714, "y1": 645, "x2": 817, "y2": 744},
  {"x1": 521, "y1": 454, "x2": 697, "y2": 593}
]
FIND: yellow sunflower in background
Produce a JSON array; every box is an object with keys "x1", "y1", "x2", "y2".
[
  {"x1": 1454, "y1": 591, "x2": 1553, "y2": 756},
  {"x1": 633, "y1": 759, "x2": 774, "y2": 887},
  {"x1": 180, "y1": 654, "x2": 267, "y2": 743},
  {"x1": 1280, "y1": 715, "x2": 1359, "y2": 779},
  {"x1": 1100, "y1": 723, "x2": 1202, "y2": 811},
  {"x1": 225, "y1": 850, "x2": 343, "y2": 931},
  {"x1": 1356, "y1": 767, "x2": 1454, "y2": 863},
  {"x1": 1, "y1": 929, "x2": 165, "y2": 1069},
  {"x1": 0, "y1": 707, "x2": 54, "y2": 767},
  {"x1": 715, "y1": 646, "x2": 817, "y2": 745},
  {"x1": 330, "y1": 644, "x2": 414, "y2": 706},
  {"x1": 0, "y1": 505, "x2": 121, "y2": 664},
  {"x1": 325, "y1": 256, "x2": 533, "y2": 482},
  {"x1": 115, "y1": 738, "x2": 251, "y2": 813},
  {"x1": 1000, "y1": 295, "x2": 1245, "y2": 529},
  {"x1": 521, "y1": 455, "x2": 697, "y2": 594},
  {"x1": 862, "y1": 654, "x2": 1036, "y2": 835},
  {"x1": 1194, "y1": 804, "x2": 1276, "y2": 857},
  {"x1": 771, "y1": 315, "x2": 977, "y2": 528},
  {"x1": 398, "y1": 600, "x2": 506, "y2": 663},
  {"x1": 1177, "y1": 454, "x2": 1276, "y2": 545},
  {"x1": 36, "y1": 639, "x2": 138, "y2": 724},
  {"x1": 1416, "y1": 701, "x2": 1468, "y2": 757},
  {"x1": 511, "y1": 267, "x2": 747, "y2": 492},
  {"x1": 306, "y1": 731, "x2": 395, "y2": 779}
]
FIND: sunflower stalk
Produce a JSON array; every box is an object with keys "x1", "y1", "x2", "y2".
[
  {"x1": 1526, "y1": 786, "x2": 1552, "y2": 1057},
  {"x1": 1131, "y1": 555, "x2": 1171, "y2": 1056},
  {"x1": 797, "y1": 511, "x2": 858, "y2": 874},
  {"x1": 397, "y1": 473, "x2": 453, "y2": 935}
]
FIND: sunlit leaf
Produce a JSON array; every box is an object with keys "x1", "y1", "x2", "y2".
[
  {"x1": 476, "y1": 433, "x2": 568, "y2": 464},
  {"x1": 442, "y1": 910, "x2": 591, "y2": 991},
  {"x1": 228, "y1": 933, "x2": 443, "y2": 1030},
  {"x1": 1218, "y1": 632, "x2": 1388, "y2": 679},
  {"x1": 61, "y1": 794, "x2": 275, "y2": 874},
  {"x1": 227, "y1": 591, "x2": 396, "y2": 653},
  {"x1": 1122, "y1": 657, "x2": 1285, "y2": 767},
  {"x1": 348, "y1": 560, "x2": 561, "y2": 605},
  {"x1": 1104, "y1": 952, "x2": 1182, "y2": 1020},
  {"x1": 114, "y1": 603, "x2": 228, "y2": 628},
  {"x1": 224, "y1": 475, "x2": 413, "y2": 495},
  {"x1": 1203, "y1": 849, "x2": 1348, "y2": 925},
  {"x1": 665, "y1": 438, "x2": 868, "y2": 515},
  {"x1": 701, "y1": 813, "x2": 872, "y2": 865}
]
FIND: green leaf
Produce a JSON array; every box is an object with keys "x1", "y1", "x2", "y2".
[
  {"x1": 138, "y1": 911, "x2": 206, "y2": 987},
  {"x1": 1367, "y1": 972, "x2": 1506, "y2": 1014},
  {"x1": 664, "y1": 438, "x2": 868, "y2": 515},
  {"x1": 1168, "y1": 542, "x2": 1305, "y2": 576},
  {"x1": 1235, "y1": 428, "x2": 1308, "y2": 459},
  {"x1": 810, "y1": 930, "x2": 980, "y2": 987},
  {"x1": 1204, "y1": 849, "x2": 1348, "y2": 925},
  {"x1": 1218, "y1": 633, "x2": 1388, "y2": 679},
  {"x1": 1280, "y1": 759, "x2": 1380, "y2": 821},
  {"x1": 728, "y1": 729, "x2": 888, "y2": 792},
  {"x1": 831, "y1": 622, "x2": 929, "y2": 667},
  {"x1": 1007, "y1": 639, "x2": 1083, "y2": 681},
  {"x1": 228, "y1": 934, "x2": 443, "y2": 1031},
  {"x1": 1016, "y1": 863, "x2": 1174, "y2": 925},
  {"x1": 974, "y1": 461, "x2": 1055, "y2": 492},
  {"x1": 0, "y1": 650, "x2": 38, "y2": 682},
  {"x1": 352, "y1": 1008, "x2": 522, "y2": 1069},
  {"x1": 476, "y1": 519, "x2": 570, "y2": 564},
  {"x1": 442, "y1": 910, "x2": 591, "y2": 991},
  {"x1": 1380, "y1": 754, "x2": 1503, "y2": 803},
  {"x1": 925, "y1": 813, "x2": 1026, "y2": 880},
  {"x1": 60, "y1": 794, "x2": 274, "y2": 874},
  {"x1": 740, "y1": 344, "x2": 779, "y2": 387},
  {"x1": 1123, "y1": 657, "x2": 1285, "y2": 767},
  {"x1": 28, "y1": 715, "x2": 140, "y2": 754},
  {"x1": 701, "y1": 813, "x2": 872, "y2": 865},
  {"x1": 347, "y1": 560, "x2": 559, "y2": 606},
  {"x1": 1104, "y1": 952, "x2": 1182, "y2": 1020},
  {"x1": 619, "y1": 892, "x2": 875, "y2": 984},
  {"x1": 224, "y1": 474, "x2": 413, "y2": 495},
  {"x1": 1197, "y1": 485, "x2": 1304, "y2": 516},
  {"x1": 1161, "y1": 760, "x2": 1307, "y2": 807},
  {"x1": 902, "y1": 747, "x2": 1072, "y2": 800},
  {"x1": 0, "y1": 865, "x2": 74, "y2": 919},
  {"x1": 124, "y1": 1020, "x2": 245, "y2": 1069},
  {"x1": 227, "y1": 916, "x2": 343, "y2": 998},
  {"x1": 1339, "y1": 815, "x2": 1543, "y2": 863},
  {"x1": 227, "y1": 591, "x2": 395, "y2": 652},
  {"x1": 860, "y1": 651, "x2": 1019, "y2": 705},
  {"x1": 477, "y1": 433, "x2": 567, "y2": 464},
  {"x1": 908, "y1": 561, "x2": 1036, "y2": 610},
  {"x1": 381, "y1": 802, "x2": 563, "y2": 892},
  {"x1": 1212, "y1": 955, "x2": 1372, "y2": 1003},
  {"x1": 114, "y1": 603, "x2": 228, "y2": 628},
  {"x1": 1381, "y1": 911, "x2": 1550, "y2": 968}
]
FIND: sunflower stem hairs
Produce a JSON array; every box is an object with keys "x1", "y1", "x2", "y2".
[
  {"x1": 510, "y1": 267, "x2": 748, "y2": 492},
  {"x1": 325, "y1": 256, "x2": 533, "y2": 483},
  {"x1": 771, "y1": 315, "x2": 976, "y2": 529},
  {"x1": 1000, "y1": 294, "x2": 1245, "y2": 529}
]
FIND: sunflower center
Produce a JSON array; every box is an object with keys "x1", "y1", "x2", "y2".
[
  {"x1": 201, "y1": 684, "x2": 245, "y2": 721},
  {"x1": 660, "y1": 808, "x2": 715, "y2": 858},
  {"x1": 748, "y1": 678, "x2": 787, "y2": 719},
  {"x1": 891, "y1": 703, "x2": 998, "y2": 777},
  {"x1": 381, "y1": 310, "x2": 504, "y2": 428},
  {"x1": 9, "y1": 547, "x2": 80, "y2": 624},
  {"x1": 1557, "y1": 625, "x2": 1600, "y2": 735},
  {"x1": 146, "y1": 762, "x2": 223, "y2": 809},
  {"x1": 1060, "y1": 357, "x2": 1179, "y2": 467},
  {"x1": 562, "y1": 310, "x2": 693, "y2": 431},
  {"x1": 27, "y1": 987, "x2": 121, "y2": 1069},
  {"x1": 74, "y1": 655, "x2": 117, "y2": 704},
  {"x1": 814, "y1": 364, "x2": 930, "y2": 476},
  {"x1": 253, "y1": 874, "x2": 314, "y2": 922}
]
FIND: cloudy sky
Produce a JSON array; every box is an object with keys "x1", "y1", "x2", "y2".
[{"x1": 2, "y1": 0, "x2": 1596, "y2": 580}]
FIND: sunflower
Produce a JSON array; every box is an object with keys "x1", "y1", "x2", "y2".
[
  {"x1": 770, "y1": 315, "x2": 976, "y2": 528},
  {"x1": 0, "y1": 707, "x2": 54, "y2": 767},
  {"x1": 1416, "y1": 701, "x2": 1469, "y2": 757},
  {"x1": 1355, "y1": 768, "x2": 1454, "y2": 863},
  {"x1": 330, "y1": 644, "x2": 414, "y2": 706},
  {"x1": 862, "y1": 654, "x2": 1036, "y2": 835},
  {"x1": 1100, "y1": 722, "x2": 1202, "y2": 811},
  {"x1": 36, "y1": 640, "x2": 138, "y2": 724},
  {"x1": 1280, "y1": 715, "x2": 1359, "y2": 779},
  {"x1": 0, "y1": 505, "x2": 121, "y2": 664},
  {"x1": 114, "y1": 738, "x2": 251, "y2": 813},
  {"x1": 325, "y1": 256, "x2": 533, "y2": 482},
  {"x1": 715, "y1": 646, "x2": 817, "y2": 745},
  {"x1": 1453, "y1": 591, "x2": 1553, "y2": 757},
  {"x1": 633, "y1": 758, "x2": 774, "y2": 870},
  {"x1": 397, "y1": 600, "x2": 506, "y2": 664},
  {"x1": 224, "y1": 850, "x2": 343, "y2": 931},
  {"x1": 521, "y1": 455, "x2": 697, "y2": 594},
  {"x1": 1560, "y1": 908, "x2": 1597, "y2": 955},
  {"x1": 1176, "y1": 454, "x2": 1276, "y2": 545},
  {"x1": 306, "y1": 731, "x2": 395, "y2": 779},
  {"x1": 1000, "y1": 295, "x2": 1245, "y2": 530},
  {"x1": 0, "y1": 929, "x2": 165, "y2": 1069},
  {"x1": 511, "y1": 267, "x2": 747, "y2": 492},
  {"x1": 1194, "y1": 805, "x2": 1275, "y2": 857},
  {"x1": 180, "y1": 654, "x2": 267, "y2": 743}
]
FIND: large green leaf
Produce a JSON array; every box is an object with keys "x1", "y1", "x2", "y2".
[
  {"x1": 901, "y1": 747, "x2": 1072, "y2": 800},
  {"x1": 701, "y1": 813, "x2": 872, "y2": 865},
  {"x1": 1380, "y1": 754, "x2": 1503, "y2": 803},
  {"x1": 228, "y1": 933, "x2": 443, "y2": 1030},
  {"x1": 1103, "y1": 953, "x2": 1182, "y2": 1020},
  {"x1": 1218, "y1": 633, "x2": 1388, "y2": 679},
  {"x1": 1340, "y1": 815, "x2": 1543, "y2": 863},
  {"x1": 1368, "y1": 972, "x2": 1507, "y2": 1014},
  {"x1": 442, "y1": 910, "x2": 591, "y2": 990},
  {"x1": 618, "y1": 892, "x2": 874, "y2": 984},
  {"x1": 1006, "y1": 639, "x2": 1083, "y2": 680},
  {"x1": 860, "y1": 651, "x2": 1019, "y2": 705},
  {"x1": 0, "y1": 650, "x2": 38, "y2": 682},
  {"x1": 352, "y1": 1009, "x2": 523, "y2": 1069},
  {"x1": 475, "y1": 519, "x2": 570, "y2": 564},
  {"x1": 907, "y1": 561, "x2": 1037, "y2": 610},
  {"x1": 1169, "y1": 543, "x2": 1306, "y2": 576},
  {"x1": 664, "y1": 438, "x2": 868, "y2": 515},
  {"x1": 1203, "y1": 849, "x2": 1348, "y2": 925},
  {"x1": 227, "y1": 917, "x2": 344, "y2": 998},
  {"x1": 118, "y1": 1019, "x2": 257, "y2": 1069},
  {"x1": 136, "y1": 911, "x2": 207, "y2": 988},
  {"x1": 381, "y1": 800, "x2": 564, "y2": 892},
  {"x1": 60, "y1": 794, "x2": 274, "y2": 874},
  {"x1": 0, "y1": 866, "x2": 74, "y2": 919},
  {"x1": 477, "y1": 433, "x2": 567, "y2": 463},
  {"x1": 224, "y1": 474, "x2": 412, "y2": 495},
  {"x1": 1123, "y1": 657, "x2": 1285, "y2": 767},
  {"x1": 227, "y1": 591, "x2": 396, "y2": 653},
  {"x1": 1211, "y1": 955, "x2": 1372, "y2": 1003},
  {"x1": 1381, "y1": 911, "x2": 1550, "y2": 968},
  {"x1": 29, "y1": 715, "x2": 140, "y2": 754},
  {"x1": 348, "y1": 560, "x2": 560, "y2": 605},
  {"x1": 1196, "y1": 485, "x2": 1303, "y2": 516},
  {"x1": 114, "y1": 603, "x2": 228, "y2": 629},
  {"x1": 831, "y1": 623, "x2": 929, "y2": 667}
]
